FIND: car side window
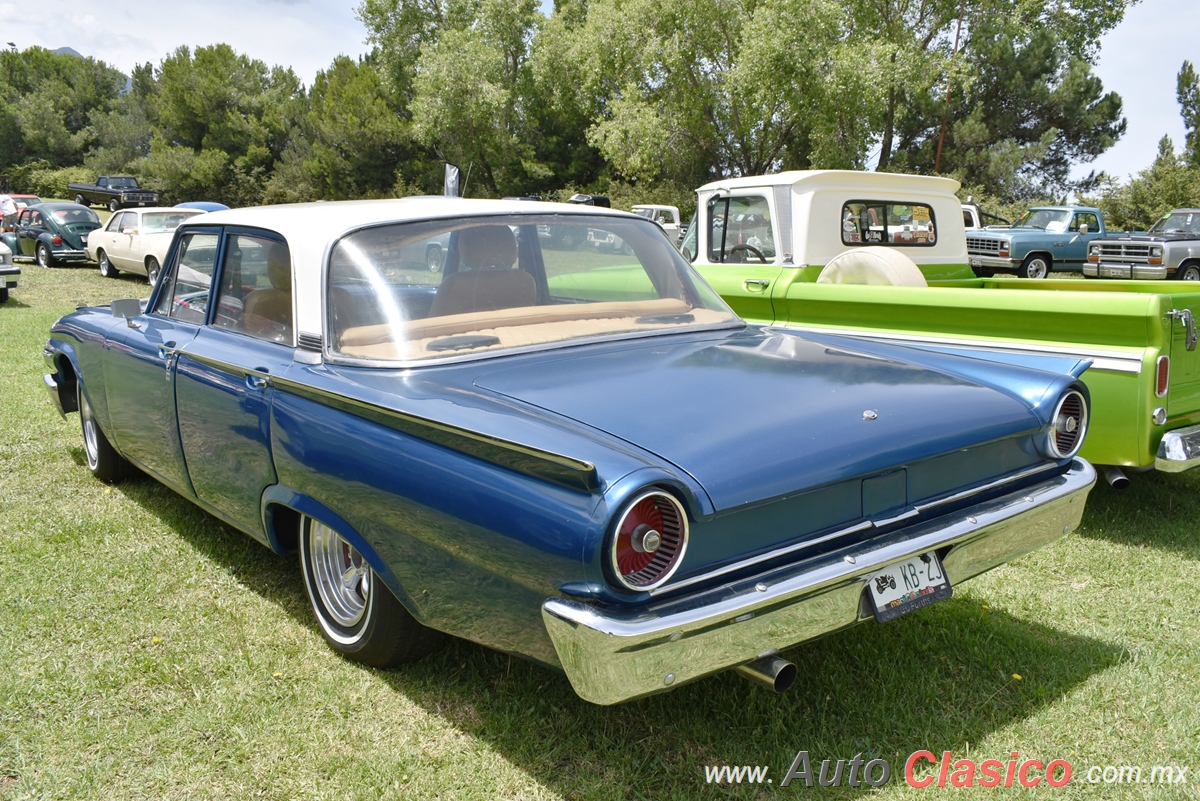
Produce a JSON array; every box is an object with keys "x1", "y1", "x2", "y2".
[
  {"x1": 153, "y1": 232, "x2": 220, "y2": 324},
  {"x1": 120, "y1": 214, "x2": 139, "y2": 234},
  {"x1": 106, "y1": 213, "x2": 125, "y2": 232},
  {"x1": 210, "y1": 234, "x2": 293, "y2": 344},
  {"x1": 707, "y1": 195, "x2": 776, "y2": 263},
  {"x1": 26, "y1": 210, "x2": 43, "y2": 228}
]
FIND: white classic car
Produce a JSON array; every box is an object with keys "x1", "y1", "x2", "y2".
[{"x1": 86, "y1": 207, "x2": 206, "y2": 284}]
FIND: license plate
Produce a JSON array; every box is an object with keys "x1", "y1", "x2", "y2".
[
  {"x1": 969, "y1": 257, "x2": 981, "y2": 267},
  {"x1": 866, "y1": 552, "x2": 952, "y2": 622}
]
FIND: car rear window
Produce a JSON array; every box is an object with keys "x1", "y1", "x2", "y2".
[
  {"x1": 841, "y1": 201, "x2": 937, "y2": 246},
  {"x1": 326, "y1": 214, "x2": 738, "y2": 364}
]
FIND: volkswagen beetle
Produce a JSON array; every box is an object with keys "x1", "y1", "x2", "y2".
[{"x1": 43, "y1": 198, "x2": 1095, "y2": 704}]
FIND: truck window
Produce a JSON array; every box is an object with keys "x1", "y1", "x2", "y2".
[
  {"x1": 707, "y1": 195, "x2": 776, "y2": 263},
  {"x1": 842, "y1": 201, "x2": 937, "y2": 247},
  {"x1": 1072, "y1": 212, "x2": 1099, "y2": 232}
]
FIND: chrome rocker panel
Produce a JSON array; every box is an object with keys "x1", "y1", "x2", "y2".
[
  {"x1": 1155, "y1": 425, "x2": 1200, "y2": 472},
  {"x1": 542, "y1": 459, "x2": 1095, "y2": 705}
]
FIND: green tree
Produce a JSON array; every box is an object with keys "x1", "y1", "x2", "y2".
[
  {"x1": 1090, "y1": 136, "x2": 1200, "y2": 231},
  {"x1": 1178, "y1": 60, "x2": 1200, "y2": 167},
  {"x1": 142, "y1": 45, "x2": 304, "y2": 205},
  {"x1": 265, "y1": 54, "x2": 417, "y2": 202},
  {"x1": 0, "y1": 47, "x2": 125, "y2": 170}
]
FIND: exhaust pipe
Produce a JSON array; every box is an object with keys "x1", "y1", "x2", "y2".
[
  {"x1": 1103, "y1": 465, "x2": 1130, "y2": 489},
  {"x1": 735, "y1": 655, "x2": 797, "y2": 694}
]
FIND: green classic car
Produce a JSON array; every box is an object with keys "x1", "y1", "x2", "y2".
[
  {"x1": 680, "y1": 170, "x2": 1200, "y2": 485},
  {"x1": 2, "y1": 202, "x2": 101, "y2": 268}
]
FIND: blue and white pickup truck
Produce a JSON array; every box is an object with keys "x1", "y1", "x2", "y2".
[{"x1": 967, "y1": 206, "x2": 1106, "y2": 278}]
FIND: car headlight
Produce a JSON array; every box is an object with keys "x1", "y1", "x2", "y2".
[
  {"x1": 1151, "y1": 246, "x2": 1164, "y2": 257},
  {"x1": 609, "y1": 490, "x2": 689, "y2": 591},
  {"x1": 998, "y1": 240, "x2": 1011, "y2": 257},
  {"x1": 1044, "y1": 390, "x2": 1088, "y2": 459}
]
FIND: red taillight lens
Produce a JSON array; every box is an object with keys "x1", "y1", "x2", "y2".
[
  {"x1": 611, "y1": 491, "x2": 688, "y2": 591},
  {"x1": 1156, "y1": 355, "x2": 1170, "y2": 397},
  {"x1": 52, "y1": 235, "x2": 63, "y2": 245}
]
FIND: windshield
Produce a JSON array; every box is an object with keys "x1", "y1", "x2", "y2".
[
  {"x1": 106, "y1": 177, "x2": 138, "y2": 189},
  {"x1": 51, "y1": 207, "x2": 100, "y2": 227},
  {"x1": 1149, "y1": 211, "x2": 1200, "y2": 234},
  {"x1": 327, "y1": 214, "x2": 739, "y2": 364},
  {"x1": 141, "y1": 211, "x2": 201, "y2": 233},
  {"x1": 1013, "y1": 208, "x2": 1071, "y2": 230}
]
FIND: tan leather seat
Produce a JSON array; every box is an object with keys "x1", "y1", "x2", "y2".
[
  {"x1": 816, "y1": 246, "x2": 928, "y2": 287},
  {"x1": 242, "y1": 242, "x2": 294, "y2": 339},
  {"x1": 428, "y1": 225, "x2": 536, "y2": 317}
]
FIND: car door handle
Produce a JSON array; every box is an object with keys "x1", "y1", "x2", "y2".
[
  {"x1": 246, "y1": 369, "x2": 270, "y2": 390},
  {"x1": 744, "y1": 279, "x2": 771, "y2": 291},
  {"x1": 1169, "y1": 309, "x2": 1198, "y2": 351},
  {"x1": 157, "y1": 341, "x2": 179, "y2": 358}
]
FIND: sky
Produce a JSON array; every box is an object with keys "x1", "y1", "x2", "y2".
[{"x1": 0, "y1": 0, "x2": 1193, "y2": 183}]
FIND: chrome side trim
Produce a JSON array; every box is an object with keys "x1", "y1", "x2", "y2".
[
  {"x1": 176, "y1": 350, "x2": 271, "y2": 381},
  {"x1": 543, "y1": 459, "x2": 1094, "y2": 705},
  {"x1": 270, "y1": 374, "x2": 600, "y2": 493},
  {"x1": 656, "y1": 461, "x2": 1057, "y2": 596},
  {"x1": 1155, "y1": 425, "x2": 1200, "y2": 472},
  {"x1": 780, "y1": 324, "x2": 1144, "y2": 375}
]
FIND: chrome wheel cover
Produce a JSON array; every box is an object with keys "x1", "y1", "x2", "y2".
[
  {"x1": 98, "y1": 252, "x2": 110, "y2": 276},
  {"x1": 1025, "y1": 257, "x2": 1048, "y2": 279},
  {"x1": 79, "y1": 389, "x2": 99, "y2": 470},
  {"x1": 307, "y1": 520, "x2": 370, "y2": 628},
  {"x1": 36, "y1": 245, "x2": 49, "y2": 268}
]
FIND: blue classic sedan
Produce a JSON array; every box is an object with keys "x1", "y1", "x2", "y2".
[{"x1": 43, "y1": 198, "x2": 1096, "y2": 704}]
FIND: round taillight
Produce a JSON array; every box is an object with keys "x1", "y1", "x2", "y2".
[
  {"x1": 1048, "y1": 390, "x2": 1087, "y2": 459},
  {"x1": 52, "y1": 235, "x2": 63, "y2": 245},
  {"x1": 610, "y1": 491, "x2": 688, "y2": 591}
]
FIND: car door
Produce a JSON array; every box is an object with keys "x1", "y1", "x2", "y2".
[
  {"x1": 16, "y1": 208, "x2": 44, "y2": 258},
  {"x1": 691, "y1": 193, "x2": 783, "y2": 323},
  {"x1": 1064, "y1": 212, "x2": 1102, "y2": 270},
  {"x1": 110, "y1": 210, "x2": 139, "y2": 269},
  {"x1": 93, "y1": 211, "x2": 124, "y2": 264},
  {"x1": 174, "y1": 230, "x2": 295, "y2": 540},
  {"x1": 104, "y1": 228, "x2": 221, "y2": 494}
]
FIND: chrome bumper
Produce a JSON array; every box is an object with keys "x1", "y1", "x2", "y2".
[
  {"x1": 542, "y1": 459, "x2": 1095, "y2": 705},
  {"x1": 968, "y1": 255, "x2": 1016, "y2": 270},
  {"x1": 1084, "y1": 262, "x2": 1167, "y2": 280},
  {"x1": 1155, "y1": 425, "x2": 1200, "y2": 472}
]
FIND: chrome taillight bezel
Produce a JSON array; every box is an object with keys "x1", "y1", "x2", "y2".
[
  {"x1": 608, "y1": 490, "x2": 689, "y2": 592},
  {"x1": 1047, "y1": 390, "x2": 1088, "y2": 459}
]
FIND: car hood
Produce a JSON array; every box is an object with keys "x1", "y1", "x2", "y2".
[
  {"x1": 1110, "y1": 233, "x2": 1200, "y2": 243},
  {"x1": 473, "y1": 329, "x2": 1050, "y2": 511}
]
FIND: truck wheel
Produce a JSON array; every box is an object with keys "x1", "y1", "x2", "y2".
[
  {"x1": 74, "y1": 194, "x2": 87, "y2": 206},
  {"x1": 108, "y1": 198, "x2": 121, "y2": 214},
  {"x1": 1177, "y1": 262, "x2": 1200, "y2": 281},
  {"x1": 97, "y1": 250, "x2": 118, "y2": 278},
  {"x1": 1019, "y1": 254, "x2": 1050, "y2": 279}
]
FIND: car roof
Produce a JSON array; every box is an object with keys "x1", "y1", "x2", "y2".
[{"x1": 175, "y1": 196, "x2": 641, "y2": 344}]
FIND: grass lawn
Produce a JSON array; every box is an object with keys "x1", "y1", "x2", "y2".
[{"x1": 2, "y1": 262, "x2": 1199, "y2": 799}]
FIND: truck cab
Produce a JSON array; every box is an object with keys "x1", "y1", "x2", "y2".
[{"x1": 678, "y1": 170, "x2": 971, "y2": 320}]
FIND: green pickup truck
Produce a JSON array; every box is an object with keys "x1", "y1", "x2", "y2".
[{"x1": 679, "y1": 170, "x2": 1200, "y2": 485}]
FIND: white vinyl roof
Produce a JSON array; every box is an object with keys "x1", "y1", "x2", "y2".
[
  {"x1": 175, "y1": 196, "x2": 638, "y2": 341},
  {"x1": 696, "y1": 169, "x2": 961, "y2": 195}
]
